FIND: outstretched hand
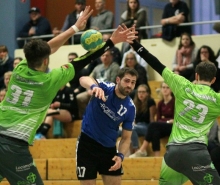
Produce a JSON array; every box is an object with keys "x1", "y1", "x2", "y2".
[
  {"x1": 110, "y1": 24, "x2": 138, "y2": 45},
  {"x1": 74, "y1": 6, "x2": 93, "y2": 31}
]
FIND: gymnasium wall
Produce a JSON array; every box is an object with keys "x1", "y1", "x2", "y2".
[{"x1": 15, "y1": 34, "x2": 220, "y2": 81}]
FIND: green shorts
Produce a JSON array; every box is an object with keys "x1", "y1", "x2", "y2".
[
  {"x1": 0, "y1": 135, "x2": 44, "y2": 185},
  {"x1": 159, "y1": 143, "x2": 220, "y2": 185}
]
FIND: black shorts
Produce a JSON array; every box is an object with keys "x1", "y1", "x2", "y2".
[
  {"x1": 76, "y1": 132, "x2": 123, "y2": 180},
  {"x1": 0, "y1": 135, "x2": 44, "y2": 185}
]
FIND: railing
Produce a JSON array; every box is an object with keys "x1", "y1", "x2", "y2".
[{"x1": 16, "y1": 20, "x2": 220, "y2": 45}]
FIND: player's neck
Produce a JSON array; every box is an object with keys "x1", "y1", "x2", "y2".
[
  {"x1": 115, "y1": 87, "x2": 126, "y2": 99},
  {"x1": 197, "y1": 80, "x2": 211, "y2": 86}
]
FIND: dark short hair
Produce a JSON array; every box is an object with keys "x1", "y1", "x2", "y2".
[
  {"x1": 23, "y1": 39, "x2": 50, "y2": 69},
  {"x1": 0, "y1": 45, "x2": 8, "y2": 53},
  {"x1": 68, "y1": 52, "x2": 78, "y2": 58},
  {"x1": 117, "y1": 67, "x2": 138, "y2": 79},
  {"x1": 14, "y1": 57, "x2": 23, "y2": 61},
  {"x1": 195, "y1": 61, "x2": 217, "y2": 82}
]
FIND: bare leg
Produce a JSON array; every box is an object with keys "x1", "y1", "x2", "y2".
[
  {"x1": 45, "y1": 109, "x2": 72, "y2": 126},
  {"x1": 139, "y1": 140, "x2": 149, "y2": 152},
  {"x1": 80, "y1": 180, "x2": 96, "y2": 185},
  {"x1": 154, "y1": 151, "x2": 160, "y2": 157},
  {"x1": 102, "y1": 175, "x2": 121, "y2": 185}
]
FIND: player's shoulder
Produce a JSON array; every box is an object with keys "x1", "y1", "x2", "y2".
[{"x1": 97, "y1": 79, "x2": 115, "y2": 88}]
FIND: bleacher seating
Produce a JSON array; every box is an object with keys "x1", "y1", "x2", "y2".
[{"x1": 28, "y1": 139, "x2": 192, "y2": 185}]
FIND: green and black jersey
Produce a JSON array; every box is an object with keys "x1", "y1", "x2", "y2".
[{"x1": 131, "y1": 40, "x2": 220, "y2": 146}]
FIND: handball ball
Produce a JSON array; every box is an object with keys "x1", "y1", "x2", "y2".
[{"x1": 80, "y1": 29, "x2": 103, "y2": 51}]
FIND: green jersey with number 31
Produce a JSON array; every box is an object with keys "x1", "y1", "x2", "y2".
[
  {"x1": 0, "y1": 60, "x2": 74, "y2": 144},
  {"x1": 162, "y1": 68, "x2": 220, "y2": 145}
]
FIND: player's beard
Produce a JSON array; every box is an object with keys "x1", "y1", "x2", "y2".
[{"x1": 118, "y1": 83, "x2": 132, "y2": 97}]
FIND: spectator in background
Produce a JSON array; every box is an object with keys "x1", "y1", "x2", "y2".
[
  {"x1": 129, "y1": 84, "x2": 156, "y2": 154},
  {"x1": 121, "y1": 52, "x2": 149, "y2": 99},
  {"x1": 120, "y1": 41, "x2": 148, "y2": 71},
  {"x1": 68, "y1": 52, "x2": 86, "y2": 95},
  {"x1": 35, "y1": 84, "x2": 79, "y2": 139},
  {"x1": 161, "y1": 0, "x2": 191, "y2": 41},
  {"x1": 213, "y1": 22, "x2": 220, "y2": 34},
  {"x1": 191, "y1": 45, "x2": 220, "y2": 92},
  {"x1": 3, "y1": 71, "x2": 13, "y2": 90},
  {"x1": 18, "y1": 7, "x2": 52, "y2": 48},
  {"x1": 77, "y1": 49, "x2": 120, "y2": 118},
  {"x1": 0, "y1": 45, "x2": 13, "y2": 90},
  {"x1": 120, "y1": 0, "x2": 148, "y2": 55},
  {"x1": 53, "y1": 0, "x2": 91, "y2": 44},
  {"x1": 0, "y1": 89, "x2": 6, "y2": 102},
  {"x1": 121, "y1": 0, "x2": 148, "y2": 39},
  {"x1": 13, "y1": 57, "x2": 23, "y2": 69},
  {"x1": 90, "y1": 0, "x2": 114, "y2": 31},
  {"x1": 129, "y1": 82, "x2": 175, "y2": 157},
  {"x1": 172, "y1": 32, "x2": 197, "y2": 80}
]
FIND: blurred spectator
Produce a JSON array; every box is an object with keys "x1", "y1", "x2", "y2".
[
  {"x1": 0, "y1": 45, "x2": 13, "y2": 90},
  {"x1": 191, "y1": 45, "x2": 220, "y2": 92},
  {"x1": 100, "y1": 33, "x2": 122, "y2": 65},
  {"x1": 172, "y1": 32, "x2": 197, "y2": 80},
  {"x1": 18, "y1": 7, "x2": 52, "y2": 48},
  {"x1": 161, "y1": 0, "x2": 191, "y2": 41},
  {"x1": 129, "y1": 84, "x2": 156, "y2": 153},
  {"x1": 68, "y1": 52, "x2": 78, "y2": 62},
  {"x1": 53, "y1": 0, "x2": 91, "y2": 44},
  {"x1": 35, "y1": 85, "x2": 79, "y2": 139},
  {"x1": 120, "y1": 45, "x2": 148, "y2": 70},
  {"x1": 120, "y1": 0, "x2": 148, "y2": 39},
  {"x1": 13, "y1": 57, "x2": 23, "y2": 69},
  {"x1": 90, "y1": 0, "x2": 114, "y2": 31},
  {"x1": 76, "y1": 49, "x2": 119, "y2": 118},
  {"x1": 121, "y1": 52, "x2": 149, "y2": 98},
  {"x1": 67, "y1": 52, "x2": 86, "y2": 95},
  {"x1": 213, "y1": 22, "x2": 220, "y2": 33},
  {"x1": 129, "y1": 82, "x2": 175, "y2": 157},
  {"x1": 0, "y1": 88, "x2": 6, "y2": 102},
  {"x1": 4, "y1": 71, "x2": 13, "y2": 90}
]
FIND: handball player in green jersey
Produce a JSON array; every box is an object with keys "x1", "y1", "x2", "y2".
[
  {"x1": 128, "y1": 25, "x2": 220, "y2": 185},
  {"x1": 0, "y1": 6, "x2": 137, "y2": 185}
]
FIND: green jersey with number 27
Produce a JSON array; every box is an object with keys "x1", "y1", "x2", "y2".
[{"x1": 162, "y1": 68, "x2": 220, "y2": 145}]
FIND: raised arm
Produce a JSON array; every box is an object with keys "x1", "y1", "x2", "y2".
[
  {"x1": 79, "y1": 76, "x2": 106, "y2": 102},
  {"x1": 48, "y1": 6, "x2": 93, "y2": 54},
  {"x1": 130, "y1": 40, "x2": 166, "y2": 75}
]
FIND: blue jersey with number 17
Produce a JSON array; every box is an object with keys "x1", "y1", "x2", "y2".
[
  {"x1": 81, "y1": 79, "x2": 136, "y2": 147},
  {"x1": 162, "y1": 68, "x2": 220, "y2": 146}
]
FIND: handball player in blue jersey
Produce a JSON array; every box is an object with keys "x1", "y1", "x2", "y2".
[
  {"x1": 77, "y1": 67, "x2": 138, "y2": 185},
  {"x1": 129, "y1": 27, "x2": 220, "y2": 184}
]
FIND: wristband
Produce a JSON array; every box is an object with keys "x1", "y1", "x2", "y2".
[
  {"x1": 116, "y1": 153, "x2": 124, "y2": 162},
  {"x1": 90, "y1": 84, "x2": 99, "y2": 90},
  {"x1": 71, "y1": 25, "x2": 79, "y2": 33}
]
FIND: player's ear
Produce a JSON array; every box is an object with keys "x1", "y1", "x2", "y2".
[
  {"x1": 116, "y1": 76, "x2": 120, "y2": 84},
  {"x1": 211, "y1": 77, "x2": 216, "y2": 85},
  {"x1": 43, "y1": 57, "x2": 49, "y2": 66},
  {"x1": 195, "y1": 73, "x2": 198, "y2": 81}
]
